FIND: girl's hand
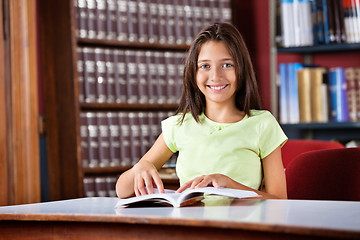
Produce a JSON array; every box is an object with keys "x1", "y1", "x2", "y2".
[
  {"x1": 176, "y1": 174, "x2": 231, "y2": 193},
  {"x1": 132, "y1": 160, "x2": 164, "y2": 196}
]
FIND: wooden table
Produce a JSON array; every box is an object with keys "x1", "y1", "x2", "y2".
[{"x1": 0, "y1": 197, "x2": 359, "y2": 239}]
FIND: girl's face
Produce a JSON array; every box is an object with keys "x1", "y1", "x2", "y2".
[{"x1": 196, "y1": 41, "x2": 237, "y2": 108}]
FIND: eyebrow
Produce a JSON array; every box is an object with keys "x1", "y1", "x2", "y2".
[{"x1": 197, "y1": 58, "x2": 234, "y2": 63}]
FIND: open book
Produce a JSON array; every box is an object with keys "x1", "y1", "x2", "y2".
[{"x1": 115, "y1": 187, "x2": 259, "y2": 208}]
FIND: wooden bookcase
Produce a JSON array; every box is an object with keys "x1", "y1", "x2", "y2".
[
  {"x1": 37, "y1": 0, "x2": 236, "y2": 200},
  {"x1": 269, "y1": 0, "x2": 360, "y2": 142}
]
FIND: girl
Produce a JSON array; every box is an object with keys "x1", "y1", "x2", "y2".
[{"x1": 116, "y1": 23, "x2": 287, "y2": 199}]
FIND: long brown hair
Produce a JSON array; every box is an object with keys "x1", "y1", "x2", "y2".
[{"x1": 176, "y1": 23, "x2": 261, "y2": 123}]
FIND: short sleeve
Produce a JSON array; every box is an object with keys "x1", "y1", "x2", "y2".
[
  {"x1": 258, "y1": 112, "x2": 287, "y2": 159},
  {"x1": 161, "y1": 115, "x2": 179, "y2": 153}
]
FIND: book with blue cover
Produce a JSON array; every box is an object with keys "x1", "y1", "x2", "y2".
[{"x1": 328, "y1": 68, "x2": 349, "y2": 122}]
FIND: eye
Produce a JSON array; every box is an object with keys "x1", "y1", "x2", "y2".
[
  {"x1": 199, "y1": 64, "x2": 210, "y2": 69},
  {"x1": 222, "y1": 63, "x2": 233, "y2": 68}
]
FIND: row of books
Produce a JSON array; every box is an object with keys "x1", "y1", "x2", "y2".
[
  {"x1": 80, "y1": 110, "x2": 177, "y2": 169},
  {"x1": 75, "y1": 0, "x2": 232, "y2": 45},
  {"x1": 83, "y1": 175, "x2": 118, "y2": 197},
  {"x1": 277, "y1": 0, "x2": 360, "y2": 47},
  {"x1": 77, "y1": 47, "x2": 185, "y2": 104},
  {"x1": 279, "y1": 64, "x2": 360, "y2": 123}
]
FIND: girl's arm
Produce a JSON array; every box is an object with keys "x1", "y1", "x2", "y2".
[
  {"x1": 116, "y1": 133, "x2": 174, "y2": 198},
  {"x1": 176, "y1": 146, "x2": 287, "y2": 199}
]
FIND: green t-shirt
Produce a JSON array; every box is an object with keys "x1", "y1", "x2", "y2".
[{"x1": 161, "y1": 110, "x2": 287, "y2": 190}]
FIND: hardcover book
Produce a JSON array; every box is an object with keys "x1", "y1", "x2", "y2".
[{"x1": 115, "y1": 187, "x2": 259, "y2": 208}]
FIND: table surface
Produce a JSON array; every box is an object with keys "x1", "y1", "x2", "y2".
[{"x1": 0, "y1": 197, "x2": 360, "y2": 238}]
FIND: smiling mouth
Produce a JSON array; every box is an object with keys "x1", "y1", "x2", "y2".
[{"x1": 207, "y1": 84, "x2": 228, "y2": 91}]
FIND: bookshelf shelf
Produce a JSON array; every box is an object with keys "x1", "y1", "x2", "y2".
[
  {"x1": 281, "y1": 121, "x2": 360, "y2": 129},
  {"x1": 271, "y1": 0, "x2": 360, "y2": 142},
  {"x1": 38, "y1": 0, "x2": 232, "y2": 199},
  {"x1": 83, "y1": 166, "x2": 130, "y2": 174},
  {"x1": 78, "y1": 38, "x2": 190, "y2": 51},
  {"x1": 277, "y1": 43, "x2": 360, "y2": 54},
  {"x1": 80, "y1": 103, "x2": 178, "y2": 111}
]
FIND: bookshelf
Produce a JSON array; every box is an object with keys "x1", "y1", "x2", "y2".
[
  {"x1": 37, "y1": 0, "x2": 232, "y2": 200},
  {"x1": 270, "y1": 0, "x2": 360, "y2": 142}
]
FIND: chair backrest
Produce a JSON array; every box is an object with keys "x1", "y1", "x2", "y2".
[
  {"x1": 286, "y1": 148, "x2": 360, "y2": 201},
  {"x1": 281, "y1": 140, "x2": 344, "y2": 168}
]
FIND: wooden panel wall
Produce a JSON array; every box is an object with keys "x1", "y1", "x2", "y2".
[{"x1": 0, "y1": 0, "x2": 40, "y2": 205}]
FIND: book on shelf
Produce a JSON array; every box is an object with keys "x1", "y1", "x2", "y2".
[
  {"x1": 80, "y1": 110, "x2": 175, "y2": 169},
  {"x1": 297, "y1": 67, "x2": 329, "y2": 123},
  {"x1": 328, "y1": 67, "x2": 349, "y2": 122},
  {"x1": 74, "y1": 0, "x2": 232, "y2": 45},
  {"x1": 278, "y1": 0, "x2": 359, "y2": 47},
  {"x1": 310, "y1": 67, "x2": 329, "y2": 123},
  {"x1": 297, "y1": 68, "x2": 312, "y2": 123},
  {"x1": 277, "y1": 63, "x2": 360, "y2": 124},
  {"x1": 78, "y1": 46, "x2": 185, "y2": 105},
  {"x1": 115, "y1": 187, "x2": 259, "y2": 208},
  {"x1": 84, "y1": 175, "x2": 118, "y2": 197}
]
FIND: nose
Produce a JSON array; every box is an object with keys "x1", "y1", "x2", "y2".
[{"x1": 210, "y1": 66, "x2": 223, "y2": 82}]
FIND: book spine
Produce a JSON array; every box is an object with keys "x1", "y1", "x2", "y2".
[
  {"x1": 95, "y1": 176, "x2": 108, "y2": 196},
  {"x1": 202, "y1": 0, "x2": 212, "y2": 27},
  {"x1": 328, "y1": 67, "x2": 349, "y2": 122},
  {"x1": 127, "y1": 0, "x2": 138, "y2": 42},
  {"x1": 175, "y1": 52, "x2": 185, "y2": 103},
  {"x1": 83, "y1": 47, "x2": 97, "y2": 103},
  {"x1": 83, "y1": 177, "x2": 96, "y2": 197},
  {"x1": 157, "y1": 0, "x2": 167, "y2": 44},
  {"x1": 95, "y1": 48, "x2": 107, "y2": 103},
  {"x1": 77, "y1": 0, "x2": 88, "y2": 38},
  {"x1": 322, "y1": 0, "x2": 331, "y2": 43},
  {"x1": 137, "y1": 0, "x2": 148, "y2": 43},
  {"x1": 279, "y1": 63, "x2": 289, "y2": 123},
  {"x1": 77, "y1": 47, "x2": 85, "y2": 103},
  {"x1": 138, "y1": 112, "x2": 151, "y2": 156},
  {"x1": 114, "y1": 49, "x2": 127, "y2": 103},
  {"x1": 310, "y1": 68, "x2": 328, "y2": 122},
  {"x1": 297, "y1": 68, "x2": 312, "y2": 123},
  {"x1": 129, "y1": 112, "x2": 142, "y2": 165},
  {"x1": 106, "y1": 0, "x2": 117, "y2": 40},
  {"x1": 182, "y1": 0, "x2": 193, "y2": 45},
  {"x1": 148, "y1": 0, "x2": 159, "y2": 43},
  {"x1": 97, "y1": 112, "x2": 110, "y2": 167},
  {"x1": 165, "y1": 52, "x2": 177, "y2": 104},
  {"x1": 118, "y1": 112, "x2": 131, "y2": 166},
  {"x1": 351, "y1": 0, "x2": 360, "y2": 42},
  {"x1": 87, "y1": 112, "x2": 99, "y2": 168},
  {"x1": 80, "y1": 112, "x2": 90, "y2": 168},
  {"x1": 104, "y1": 49, "x2": 116, "y2": 103},
  {"x1": 190, "y1": 0, "x2": 199, "y2": 38},
  {"x1": 96, "y1": 0, "x2": 107, "y2": 39},
  {"x1": 281, "y1": 0, "x2": 295, "y2": 47},
  {"x1": 220, "y1": 0, "x2": 232, "y2": 23},
  {"x1": 355, "y1": 68, "x2": 360, "y2": 120},
  {"x1": 156, "y1": 52, "x2": 167, "y2": 104},
  {"x1": 106, "y1": 176, "x2": 118, "y2": 197},
  {"x1": 125, "y1": 50, "x2": 139, "y2": 104},
  {"x1": 174, "y1": 0, "x2": 185, "y2": 45},
  {"x1": 165, "y1": 0, "x2": 176, "y2": 44},
  {"x1": 146, "y1": 51, "x2": 157, "y2": 104},
  {"x1": 107, "y1": 112, "x2": 121, "y2": 167},
  {"x1": 86, "y1": 0, "x2": 97, "y2": 39},
  {"x1": 136, "y1": 51, "x2": 149, "y2": 104},
  {"x1": 288, "y1": 63, "x2": 302, "y2": 123},
  {"x1": 116, "y1": 0, "x2": 128, "y2": 41},
  {"x1": 345, "y1": 67, "x2": 358, "y2": 121}
]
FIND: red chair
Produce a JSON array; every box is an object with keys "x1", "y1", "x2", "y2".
[
  {"x1": 286, "y1": 148, "x2": 360, "y2": 201},
  {"x1": 281, "y1": 139, "x2": 344, "y2": 168}
]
